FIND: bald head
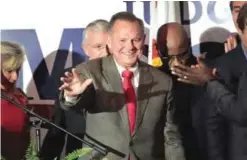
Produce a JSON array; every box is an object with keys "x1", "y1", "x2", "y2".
[{"x1": 157, "y1": 22, "x2": 189, "y2": 56}]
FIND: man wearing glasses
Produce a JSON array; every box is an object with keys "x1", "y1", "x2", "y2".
[
  {"x1": 156, "y1": 23, "x2": 196, "y2": 74},
  {"x1": 155, "y1": 22, "x2": 206, "y2": 160}
]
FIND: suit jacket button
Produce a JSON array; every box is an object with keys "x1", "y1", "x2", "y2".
[{"x1": 129, "y1": 141, "x2": 133, "y2": 146}]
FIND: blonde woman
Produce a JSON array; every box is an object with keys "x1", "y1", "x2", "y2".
[{"x1": 1, "y1": 41, "x2": 30, "y2": 159}]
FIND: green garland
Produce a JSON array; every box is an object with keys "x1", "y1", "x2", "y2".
[
  {"x1": 64, "y1": 148, "x2": 93, "y2": 160},
  {"x1": 1, "y1": 140, "x2": 109, "y2": 160},
  {"x1": 25, "y1": 140, "x2": 39, "y2": 160},
  {"x1": 1, "y1": 156, "x2": 6, "y2": 160}
]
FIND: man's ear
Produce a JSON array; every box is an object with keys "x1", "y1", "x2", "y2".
[
  {"x1": 143, "y1": 34, "x2": 146, "y2": 44},
  {"x1": 81, "y1": 42, "x2": 86, "y2": 51},
  {"x1": 82, "y1": 42, "x2": 89, "y2": 57},
  {"x1": 107, "y1": 35, "x2": 112, "y2": 50}
]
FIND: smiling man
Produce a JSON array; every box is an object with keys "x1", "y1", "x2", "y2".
[{"x1": 59, "y1": 12, "x2": 185, "y2": 160}]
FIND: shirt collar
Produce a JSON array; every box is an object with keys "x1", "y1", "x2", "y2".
[{"x1": 113, "y1": 58, "x2": 139, "y2": 77}]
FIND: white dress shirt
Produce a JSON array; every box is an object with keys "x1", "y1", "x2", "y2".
[
  {"x1": 114, "y1": 59, "x2": 140, "y2": 95},
  {"x1": 65, "y1": 59, "x2": 140, "y2": 102}
]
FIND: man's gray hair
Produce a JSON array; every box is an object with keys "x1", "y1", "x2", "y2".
[
  {"x1": 82, "y1": 19, "x2": 109, "y2": 44},
  {"x1": 109, "y1": 12, "x2": 144, "y2": 35}
]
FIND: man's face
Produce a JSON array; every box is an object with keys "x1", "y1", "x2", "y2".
[
  {"x1": 167, "y1": 46, "x2": 189, "y2": 68},
  {"x1": 83, "y1": 30, "x2": 109, "y2": 60},
  {"x1": 231, "y1": 1, "x2": 247, "y2": 30},
  {"x1": 157, "y1": 38, "x2": 189, "y2": 68},
  {"x1": 108, "y1": 20, "x2": 145, "y2": 68}
]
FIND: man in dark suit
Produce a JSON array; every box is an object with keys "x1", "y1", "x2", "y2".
[
  {"x1": 155, "y1": 22, "x2": 205, "y2": 160},
  {"x1": 200, "y1": 2, "x2": 247, "y2": 160},
  {"x1": 171, "y1": 46, "x2": 247, "y2": 160},
  {"x1": 170, "y1": 4, "x2": 247, "y2": 160},
  {"x1": 40, "y1": 19, "x2": 110, "y2": 160},
  {"x1": 59, "y1": 12, "x2": 185, "y2": 160}
]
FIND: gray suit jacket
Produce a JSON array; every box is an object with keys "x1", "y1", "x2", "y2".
[{"x1": 60, "y1": 56, "x2": 185, "y2": 160}]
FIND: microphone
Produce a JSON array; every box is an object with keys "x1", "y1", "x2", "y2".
[{"x1": 1, "y1": 92, "x2": 108, "y2": 158}]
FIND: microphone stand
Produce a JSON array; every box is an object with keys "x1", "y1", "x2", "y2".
[
  {"x1": 27, "y1": 97, "x2": 42, "y2": 153},
  {"x1": 30, "y1": 119, "x2": 42, "y2": 153},
  {"x1": 1, "y1": 93, "x2": 108, "y2": 159}
]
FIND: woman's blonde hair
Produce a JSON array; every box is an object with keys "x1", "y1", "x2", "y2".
[{"x1": 1, "y1": 41, "x2": 26, "y2": 71}]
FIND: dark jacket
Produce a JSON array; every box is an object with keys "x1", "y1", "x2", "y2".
[
  {"x1": 206, "y1": 44, "x2": 247, "y2": 160},
  {"x1": 40, "y1": 67, "x2": 85, "y2": 160}
]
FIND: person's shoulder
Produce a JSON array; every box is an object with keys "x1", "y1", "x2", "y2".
[
  {"x1": 14, "y1": 88, "x2": 28, "y2": 104},
  {"x1": 15, "y1": 88, "x2": 28, "y2": 98},
  {"x1": 140, "y1": 61, "x2": 172, "y2": 81},
  {"x1": 75, "y1": 56, "x2": 108, "y2": 71},
  {"x1": 220, "y1": 44, "x2": 242, "y2": 59},
  {"x1": 213, "y1": 44, "x2": 242, "y2": 66}
]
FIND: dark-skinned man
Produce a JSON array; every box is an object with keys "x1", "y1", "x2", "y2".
[{"x1": 156, "y1": 22, "x2": 207, "y2": 160}]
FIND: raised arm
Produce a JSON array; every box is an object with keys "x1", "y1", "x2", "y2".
[
  {"x1": 171, "y1": 57, "x2": 247, "y2": 126},
  {"x1": 59, "y1": 68, "x2": 95, "y2": 112}
]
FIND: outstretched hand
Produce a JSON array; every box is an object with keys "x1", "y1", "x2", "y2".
[
  {"x1": 170, "y1": 56, "x2": 217, "y2": 86},
  {"x1": 59, "y1": 68, "x2": 93, "y2": 97}
]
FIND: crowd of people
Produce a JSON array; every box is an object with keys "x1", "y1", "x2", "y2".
[{"x1": 1, "y1": 1, "x2": 247, "y2": 160}]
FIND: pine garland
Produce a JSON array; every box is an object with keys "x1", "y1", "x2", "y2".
[
  {"x1": 2, "y1": 140, "x2": 109, "y2": 160},
  {"x1": 1, "y1": 156, "x2": 6, "y2": 160},
  {"x1": 25, "y1": 140, "x2": 39, "y2": 160},
  {"x1": 64, "y1": 148, "x2": 93, "y2": 160}
]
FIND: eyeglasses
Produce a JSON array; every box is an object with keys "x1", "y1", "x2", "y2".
[
  {"x1": 87, "y1": 44, "x2": 107, "y2": 51},
  {"x1": 158, "y1": 46, "x2": 190, "y2": 60}
]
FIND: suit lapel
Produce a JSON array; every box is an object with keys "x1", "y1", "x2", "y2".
[
  {"x1": 236, "y1": 45, "x2": 247, "y2": 68},
  {"x1": 102, "y1": 56, "x2": 131, "y2": 139},
  {"x1": 230, "y1": 45, "x2": 247, "y2": 78},
  {"x1": 102, "y1": 56, "x2": 123, "y2": 93},
  {"x1": 132, "y1": 62, "x2": 153, "y2": 136}
]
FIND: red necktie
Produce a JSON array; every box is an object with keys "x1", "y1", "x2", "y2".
[{"x1": 122, "y1": 70, "x2": 136, "y2": 134}]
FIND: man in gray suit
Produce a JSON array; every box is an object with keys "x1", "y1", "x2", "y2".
[{"x1": 59, "y1": 12, "x2": 185, "y2": 160}]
